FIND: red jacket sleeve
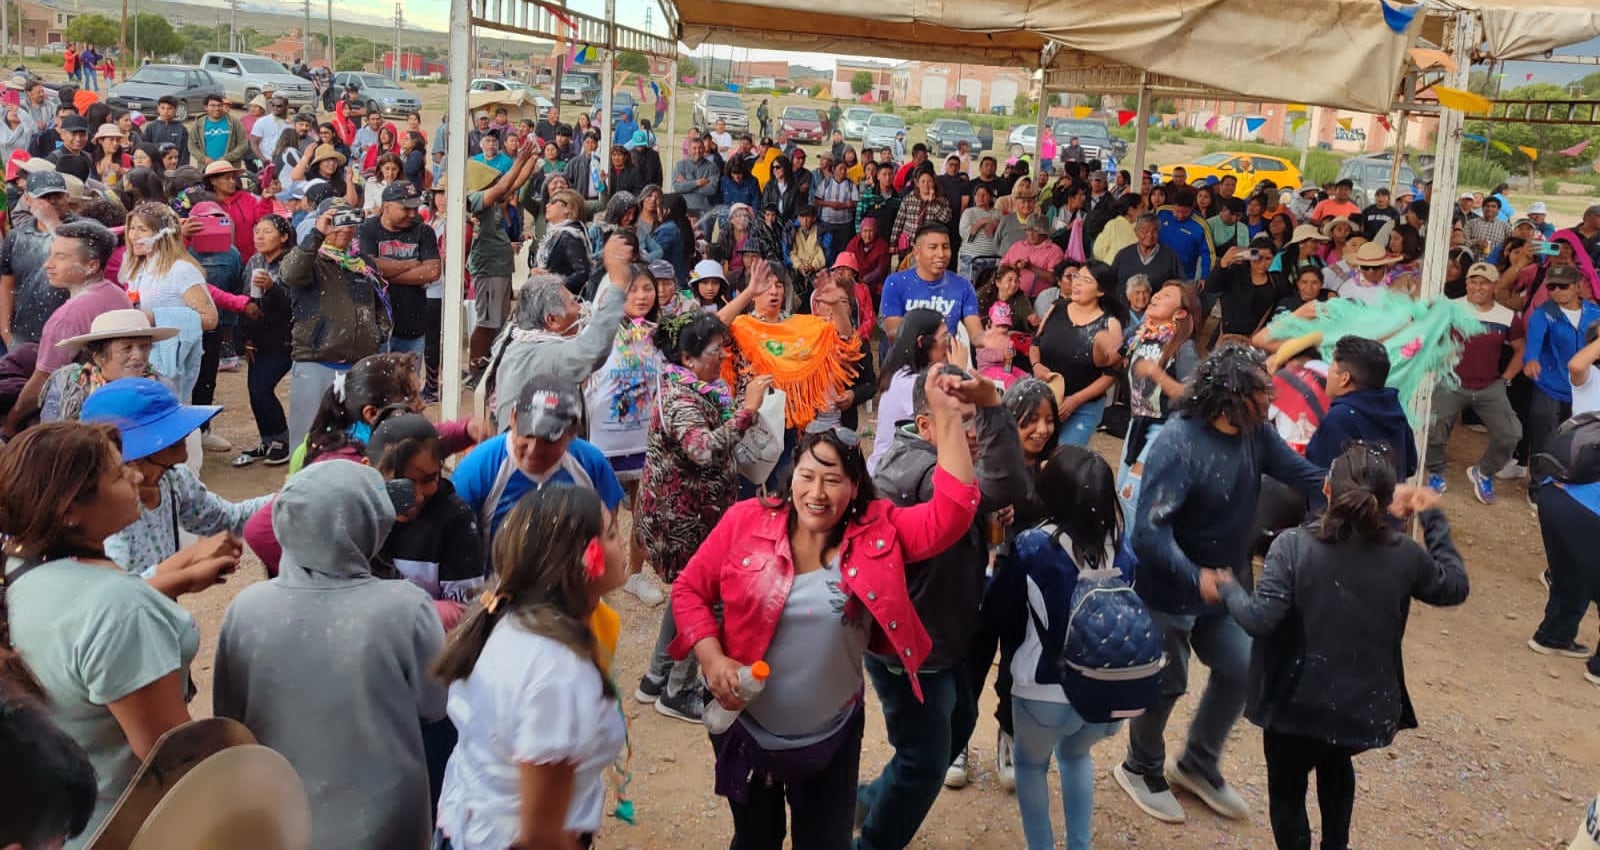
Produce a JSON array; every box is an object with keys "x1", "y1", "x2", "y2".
[
  {"x1": 668, "y1": 504, "x2": 742, "y2": 660},
  {"x1": 436, "y1": 417, "x2": 478, "y2": 457},
  {"x1": 243, "y1": 498, "x2": 283, "y2": 578},
  {"x1": 884, "y1": 466, "x2": 981, "y2": 564},
  {"x1": 208, "y1": 284, "x2": 251, "y2": 313}
]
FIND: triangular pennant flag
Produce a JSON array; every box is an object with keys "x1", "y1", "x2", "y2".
[
  {"x1": 1204, "y1": 115, "x2": 1219, "y2": 131},
  {"x1": 1491, "y1": 140, "x2": 1512, "y2": 154},
  {"x1": 1519, "y1": 145, "x2": 1539, "y2": 161},
  {"x1": 1379, "y1": 0, "x2": 1421, "y2": 33},
  {"x1": 1462, "y1": 133, "x2": 1487, "y2": 144},
  {"x1": 1433, "y1": 85, "x2": 1492, "y2": 114},
  {"x1": 1337, "y1": 118, "x2": 1354, "y2": 131},
  {"x1": 1072, "y1": 105, "x2": 1092, "y2": 119},
  {"x1": 1244, "y1": 117, "x2": 1266, "y2": 134},
  {"x1": 1377, "y1": 116, "x2": 1392, "y2": 131},
  {"x1": 1116, "y1": 110, "x2": 1136, "y2": 126},
  {"x1": 1408, "y1": 48, "x2": 1457, "y2": 73},
  {"x1": 1290, "y1": 117, "x2": 1307, "y2": 132},
  {"x1": 636, "y1": 75, "x2": 647, "y2": 97},
  {"x1": 1525, "y1": 73, "x2": 1534, "y2": 81},
  {"x1": 1559, "y1": 139, "x2": 1591, "y2": 157}
]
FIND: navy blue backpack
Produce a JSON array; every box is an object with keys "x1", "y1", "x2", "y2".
[{"x1": 1028, "y1": 525, "x2": 1165, "y2": 723}]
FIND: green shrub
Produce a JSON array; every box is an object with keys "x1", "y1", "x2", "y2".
[
  {"x1": 1542, "y1": 177, "x2": 1560, "y2": 194},
  {"x1": 1456, "y1": 158, "x2": 1510, "y2": 192}
]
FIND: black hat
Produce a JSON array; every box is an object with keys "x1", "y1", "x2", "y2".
[
  {"x1": 381, "y1": 180, "x2": 424, "y2": 208},
  {"x1": 513, "y1": 375, "x2": 581, "y2": 440},
  {"x1": 25, "y1": 170, "x2": 67, "y2": 198},
  {"x1": 303, "y1": 181, "x2": 338, "y2": 207},
  {"x1": 59, "y1": 115, "x2": 88, "y2": 134}
]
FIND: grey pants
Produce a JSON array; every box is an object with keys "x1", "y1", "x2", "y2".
[
  {"x1": 1123, "y1": 610, "x2": 1251, "y2": 780},
  {"x1": 643, "y1": 605, "x2": 700, "y2": 698},
  {"x1": 288, "y1": 361, "x2": 341, "y2": 451},
  {"x1": 1427, "y1": 380, "x2": 1522, "y2": 477}
]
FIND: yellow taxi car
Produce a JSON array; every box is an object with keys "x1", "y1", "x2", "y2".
[{"x1": 1158, "y1": 152, "x2": 1301, "y2": 196}]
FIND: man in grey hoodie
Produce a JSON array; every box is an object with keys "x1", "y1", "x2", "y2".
[
  {"x1": 213, "y1": 459, "x2": 446, "y2": 850},
  {"x1": 671, "y1": 135, "x2": 721, "y2": 215},
  {"x1": 858, "y1": 364, "x2": 1028, "y2": 850}
]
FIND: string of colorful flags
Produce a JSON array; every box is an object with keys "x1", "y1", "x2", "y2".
[{"x1": 1458, "y1": 134, "x2": 1593, "y2": 161}]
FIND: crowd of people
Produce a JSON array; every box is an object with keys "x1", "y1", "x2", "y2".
[{"x1": 1, "y1": 82, "x2": 1598, "y2": 850}]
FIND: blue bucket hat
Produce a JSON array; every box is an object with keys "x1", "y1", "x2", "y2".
[{"x1": 81, "y1": 377, "x2": 221, "y2": 462}]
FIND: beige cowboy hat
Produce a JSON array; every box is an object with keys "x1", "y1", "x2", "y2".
[
  {"x1": 247, "y1": 93, "x2": 268, "y2": 112},
  {"x1": 1319, "y1": 216, "x2": 1355, "y2": 238},
  {"x1": 1042, "y1": 371, "x2": 1068, "y2": 406},
  {"x1": 1288, "y1": 223, "x2": 1329, "y2": 245},
  {"x1": 305, "y1": 143, "x2": 346, "y2": 171},
  {"x1": 203, "y1": 159, "x2": 243, "y2": 179},
  {"x1": 1351, "y1": 240, "x2": 1399, "y2": 267},
  {"x1": 57, "y1": 309, "x2": 178, "y2": 350},
  {"x1": 435, "y1": 159, "x2": 501, "y2": 193},
  {"x1": 93, "y1": 122, "x2": 125, "y2": 141},
  {"x1": 127, "y1": 745, "x2": 311, "y2": 850}
]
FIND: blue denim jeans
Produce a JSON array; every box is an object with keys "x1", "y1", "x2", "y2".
[
  {"x1": 1116, "y1": 420, "x2": 1164, "y2": 520},
  {"x1": 857, "y1": 658, "x2": 973, "y2": 850},
  {"x1": 1057, "y1": 395, "x2": 1107, "y2": 446},
  {"x1": 1122, "y1": 609, "x2": 1251, "y2": 781},
  {"x1": 1011, "y1": 696, "x2": 1122, "y2": 850},
  {"x1": 385, "y1": 333, "x2": 426, "y2": 357}
]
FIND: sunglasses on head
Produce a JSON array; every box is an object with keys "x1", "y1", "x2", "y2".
[{"x1": 803, "y1": 420, "x2": 861, "y2": 448}]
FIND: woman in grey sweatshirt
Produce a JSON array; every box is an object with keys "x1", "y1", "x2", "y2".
[{"x1": 213, "y1": 459, "x2": 446, "y2": 850}]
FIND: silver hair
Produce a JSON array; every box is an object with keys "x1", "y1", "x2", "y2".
[
  {"x1": 1134, "y1": 213, "x2": 1160, "y2": 231},
  {"x1": 1125, "y1": 274, "x2": 1153, "y2": 294},
  {"x1": 515, "y1": 275, "x2": 572, "y2": 330}
]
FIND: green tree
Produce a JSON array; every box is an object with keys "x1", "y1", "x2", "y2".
[
  {"x1": 1014, "y1": 92, "x2": 1032, "y2": 117},
  {"x1": 1462, "y1": 82, "x2": 1592, "y2": 175},
  {"x1": 129, "y1": 13, "x2": 185, "y2": 59},
  {"x1": 1579, "y1": 70, "x2": 1600, "y2": 99},
  {"x1": 616, "y1": 51, "x2": 649, "y2": 74},
  {"x1": 65, "y1": 14, "x2": 120, "y2": 49},
  {"x1": 676, "y1": 54, "x2": 698, "y2": 79},
  {"x1": 850, "y1": 70, "x2": 871, "y2": 96},
  {"x1": 335, "y1": 55, "x2": 366, "y2": 72}
]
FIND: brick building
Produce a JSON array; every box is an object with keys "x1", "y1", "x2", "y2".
[
  {"x1": 832, "y1": 59, "x2": 892, "y2": 102},
  {"x1": 258, "y1": 30, "x2": 326, "y2": 68},
  {"x1": 14, "y1": 0, "x2": 78, "y2": 49},
  {"x1": 888, "y1": 61, "x2": 1027, "y2": 113}
]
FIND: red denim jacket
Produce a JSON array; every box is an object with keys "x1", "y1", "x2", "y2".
[{"x1": 670, "y1": 466, "x2": 980, "y2": 701}]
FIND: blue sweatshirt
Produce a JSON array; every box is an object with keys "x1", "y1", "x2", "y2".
[
  {"x1": 1524, "y1": 299, "x2": 1600, "y2": 402},
  {"x1": 1131, "y1": 413, "x2": 1326, "y2": 615},
  {"x1": 1305, "y1": 386, "x2": 1418, "y2": 480},
  {"x1": 719, "y1": 175, "x2": 761, "y2": 211},
  {"x1": 1158, "y1": 209, "x2": 1212, "y2": 280}
]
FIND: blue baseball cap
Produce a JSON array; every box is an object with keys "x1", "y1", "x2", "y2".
[{"x1": 81, "y1": 378, "x2": 221, "y2": 462}]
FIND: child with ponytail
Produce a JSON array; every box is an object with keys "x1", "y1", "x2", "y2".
[
  {"x1": 1199, "y1": 444, "x2": 1470, "y2": 850},
  {"x1": 432, "y1": 485, "x2": 629, "y2": 850}
]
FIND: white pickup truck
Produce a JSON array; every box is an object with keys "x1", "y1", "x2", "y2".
[{"x1": 198, "y1": 52, "x2": 315, "y2": 110}]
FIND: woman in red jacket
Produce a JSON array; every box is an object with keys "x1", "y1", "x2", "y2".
[{"x1": 670, "y1": 367, "x2": 982, "y2": 850}]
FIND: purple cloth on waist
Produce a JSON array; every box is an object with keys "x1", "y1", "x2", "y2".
[{"x1": 710, "y1": 705, "x2": 864, "y2": 804}]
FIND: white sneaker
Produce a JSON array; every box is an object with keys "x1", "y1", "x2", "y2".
[
  {"x1": 944, "y1": 749, "x2": 972, "y2": 789},
  {"x1": 623, "y1": 572, "x2": 665, "y2": 606},
  {"x1": 201, "y1": 432, "x2": 232, "y2": 452},
  {"x1": 1495, "y1": 460, "x2": 1529, "y2": 480},
  {"x1": 1166, "y1": 756, "x2": 1249, "y2": 820},
  {"x1": 996, "y1": 730, "x2": 1016, "y2": 792}
]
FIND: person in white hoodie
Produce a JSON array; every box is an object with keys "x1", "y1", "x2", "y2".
[{"x1": 213, "y1": 459, "x2": 446, "y2": 850}]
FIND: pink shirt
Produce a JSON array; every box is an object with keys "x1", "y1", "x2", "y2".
[
  {"x1": 1001, "y1": 237, "x2": 1066, "y2": 298},
  {"x1": 35, "y1": 280, "x2": 134, "y2": 373}
]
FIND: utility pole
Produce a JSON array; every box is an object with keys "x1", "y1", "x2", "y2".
[
  {"x1": 228, "y1": 0, "x2": 239, "y2": 52},
  {"x1": 302, "y1": 0, "x2": 311, "y2": 65},
  {"x1": 392, "y1": 2, "x2": 402, "y2": 82},
  {"x1": 325, "y1": 0, "x2": 334, "y2": 73},
  {"x1": 118, "y1": 0, "x2": 126, "y2": 72}
]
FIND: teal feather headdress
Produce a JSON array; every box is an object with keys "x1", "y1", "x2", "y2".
[{"x1": 1264, "y1": 291, "x2": 1483, "y2": 424}]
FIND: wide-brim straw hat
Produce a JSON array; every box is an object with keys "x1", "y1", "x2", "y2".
[
  {"x1": 1352, "y1": 240, "x2": 1400, "y2": 266},
  {"x1": 57, "y1": 309, "x2": 178, "y2": 350},
  {"x1": 1320, "y1": 216, "x2": 1355, "y2": 238},
  {"x1": 1289, "y1": 223, "x2": 1328, "y2": 245},
  {"x1": 435, "y1": 159, "x2": 501, "y2": 193},
  {"x1": 1042, "y1": 371, "x2": 1067, "y2": 406},
  {"x1": 305, "y1": 144, "x2": 346, "y2": 171},
  {"x1": 127, "y1": 745, "x2": 311, "y2": 850}
]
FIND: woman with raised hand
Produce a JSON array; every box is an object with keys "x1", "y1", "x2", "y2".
[{"x1": 669, "y1": 368, "x2": 981, "y2": 849}]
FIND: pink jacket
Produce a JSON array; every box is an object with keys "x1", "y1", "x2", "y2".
[{"x1": 669, "y1": 466, "x2": 980, "y2": 700}]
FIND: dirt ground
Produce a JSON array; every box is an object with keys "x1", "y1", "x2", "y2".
[{"x1": 187, "y1": 364, "x2": 1598, "y2": 850}]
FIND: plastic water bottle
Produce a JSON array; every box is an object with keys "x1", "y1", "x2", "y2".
[{"x1": 702, "y1": 661, "x2": 770, "y2": 734}]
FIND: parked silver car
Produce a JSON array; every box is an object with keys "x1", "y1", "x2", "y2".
[
  {"x1": 862, "y1": 113, "x2": 906, "y2": 151},
  {"x1": 692, "y1": 90, "x2": 749, "y2": 134},
  {"x1": 841, "y1": 106, "x2": 874, "y2": 140}
]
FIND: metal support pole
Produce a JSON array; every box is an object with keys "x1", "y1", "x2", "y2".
[
  {"x1": 440, "y1": 0, "x2": 472, "y2": 423},
  {"x1": 1034, "y1": 80, "x2": 1048, "y2": 174},
  {"x1": 326, "y1": 0, "x2": 335, "y2": 73},
  {"x1": 1409, "y1": 11, "x2": 1477, "y2": 488},
  {"x1": 600, "y1": 0, "x2": 615, "y2": 145},
  {"x1": 1131, "y1": 73, "x2": 1151, "y2": 183},
  {"x1": 665, "y1": 58, "x2": 678, "y2": 173}
]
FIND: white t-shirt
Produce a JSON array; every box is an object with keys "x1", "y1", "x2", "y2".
[
  {"x1": 1573, "y1": 364, "x2": 1600, "y2": 416},
  {"x1": 436, "y1": 622, "x2": 626, "y2": 848},
  {"x1": 582, "y1": 323, "x2": 661, "y2": 461},
  {"x1": 363, "y1": 178, "x2": 389, "y2": 213},
  {"x1": 126, "y1": 259, "x2": 207, "y2": 311},
  {"x1": 710, "y1": 130, "x2": 733, "y2": 156},
  {"x1": 250, "y1": 114, "x2": 286, "y2": 159}
]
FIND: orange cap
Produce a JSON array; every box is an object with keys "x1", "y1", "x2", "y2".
[{"x1": 750, "y1": 661, "x2": 771, "y2": 680}]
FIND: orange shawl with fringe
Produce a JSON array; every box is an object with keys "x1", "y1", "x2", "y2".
[{"x1": 724, "y1": 314, "x2": 862, "y2": 429}]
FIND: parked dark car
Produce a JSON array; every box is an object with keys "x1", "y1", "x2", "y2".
[
  {"x1": 106, "y1": 64, "x2": 223, "y2": 121},
  {"x1": 924, "y1": 118, "x2": 982, "y2": 155},
  {"x1": 330, "y1": 72, "x2": 422, "y2": 119}
]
